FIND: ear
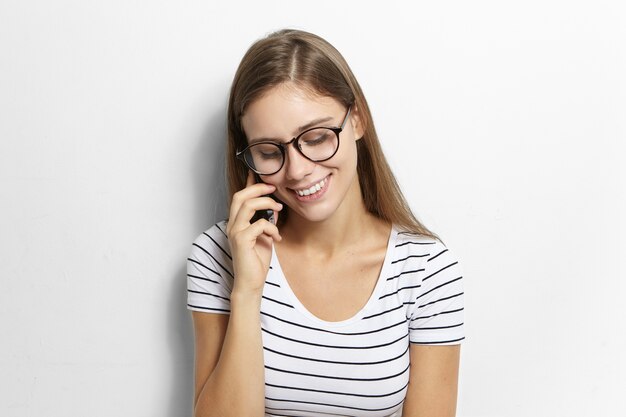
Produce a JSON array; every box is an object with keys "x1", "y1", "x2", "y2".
[{"x1": 349, "y1": 105, "x2": 365, "y2": 140}]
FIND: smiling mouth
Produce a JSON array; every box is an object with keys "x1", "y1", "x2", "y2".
[{"x1": 293, "y1": 176, "x2": 329, "y2": 197}]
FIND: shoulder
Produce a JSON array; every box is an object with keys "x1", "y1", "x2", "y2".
[
  {"x1": 392, "y1": 228, "x2": 461, "y2": 279},
  {"x1": 187, "y1": 221, "x2": 234, "y2": 313},
  {"x1": 391, "y1": 227, "x2": 464, "y2": 303},
  {"x1": 191, "y1": 220, "x2": 230, "y2": 253},
  {"x1": 391, "y1": 228, "x2": 442, "y2": 262},
  {"x1": 188, "y1": 220, "x2": 233, "y2": 278},
  {"x1": 198, "y1": 220, "x2": 229, "y2": 240},
  {"x1": 387, "y1": 228, "x2": 458, "y2": 288},
  {"x1": 391, "y1": 228, "x2": 464, "y2": 344}
]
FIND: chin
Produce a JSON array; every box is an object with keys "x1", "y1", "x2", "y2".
[{"x1": 287, "y1": 199, "x2": 343, "y2": 224}]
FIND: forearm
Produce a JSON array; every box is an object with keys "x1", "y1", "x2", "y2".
[{"x1": 194, "y1": 291, "x2": 265, "y2": 417}]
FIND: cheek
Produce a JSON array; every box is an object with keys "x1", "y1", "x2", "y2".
[
  {"x1": 260, "y1": 174, "x2": 290, "y2": 200},
  {"x1": 258, "y1": 174, "x2": 282, "y2": 188},
  {"x1": 334, "y1": 137, "x2": 359, "y2": 169}
]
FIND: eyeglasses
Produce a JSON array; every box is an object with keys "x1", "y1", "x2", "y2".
[{"x1": 236, "y1": 106, "x2": 352, "y2": 176}]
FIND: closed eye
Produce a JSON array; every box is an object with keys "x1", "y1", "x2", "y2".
[{"x1": 300, "y1": 129, "x2": 333, "y2": 147}]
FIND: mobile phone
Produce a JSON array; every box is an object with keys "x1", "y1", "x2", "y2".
[
  {"x1": 251, "y1": 208, "x2": 275, "y2": 224},
  {"x1": 251, "y1": 173, "x2": 276, "y2": 225}
]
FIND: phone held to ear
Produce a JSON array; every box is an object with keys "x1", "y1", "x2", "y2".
[
  {"x1": 251, "y1": 208, "x2": 275, "y2": 225},
  {"x1": 251, "y1": 173, "x2": 276, "y2": 225}
]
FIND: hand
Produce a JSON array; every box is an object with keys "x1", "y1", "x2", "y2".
[{"x1": 226, "y1": 172, "x2": 283, "y2": 296}]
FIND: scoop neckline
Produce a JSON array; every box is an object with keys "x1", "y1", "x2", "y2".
[{"x1": 269, "y1": 225, "x2": 398, "y2": 328}]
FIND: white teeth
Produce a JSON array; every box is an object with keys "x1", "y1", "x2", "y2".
[{"x1": 296, "y1": 178, "x2": 327, "y2": 196}]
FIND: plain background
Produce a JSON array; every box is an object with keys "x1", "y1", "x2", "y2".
[{"x1": 1, "y1": 1, "x2": 624, "y2": 416}]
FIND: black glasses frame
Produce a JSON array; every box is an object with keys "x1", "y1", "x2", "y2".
[{"x1": 236, "y1": 106, "x2": 352, "y2": 176}]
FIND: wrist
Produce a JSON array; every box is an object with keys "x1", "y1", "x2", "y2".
[{"x1": 230, "y1": 287, "x2": 264, "y2": 308}]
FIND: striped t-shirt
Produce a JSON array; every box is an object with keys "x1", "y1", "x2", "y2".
[{"x1": 187, "y1": 221, "x2": 465, "y2": 417}]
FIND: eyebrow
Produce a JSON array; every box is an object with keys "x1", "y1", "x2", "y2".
[{"x1": 248, "y1": 115, "x2": 335, "y2": 144}]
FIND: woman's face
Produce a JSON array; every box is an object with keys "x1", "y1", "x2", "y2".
[{"x1": 240, "y1": 84, "x2": 364, "y2": 224}]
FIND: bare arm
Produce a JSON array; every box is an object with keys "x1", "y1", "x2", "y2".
[
  {"x1": 192, "y1": 293, "x2": 265, "y2": 417},
  {"x1": 402, "y1": 344, "x2": 461, "y2": 417},
  {"x1": 192, "y1": 174, "x2": 283, "y2": 417}
]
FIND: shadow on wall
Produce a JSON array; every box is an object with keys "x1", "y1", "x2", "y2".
[{"x1": 168, "y1": 104, "x2": 229, "y2": 417}]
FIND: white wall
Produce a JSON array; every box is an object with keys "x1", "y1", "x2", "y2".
[{"x1": 1, "y1": 1, "x2": 624, "y2": 416}]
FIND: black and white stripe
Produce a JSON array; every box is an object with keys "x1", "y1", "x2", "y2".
[{"x1": 187, "y1": 221, "x2": 464, "y2": 416}]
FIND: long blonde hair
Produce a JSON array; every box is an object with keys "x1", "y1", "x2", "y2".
[{"x1": 226, "y1": 29, "x2": 436, "y2": 238}]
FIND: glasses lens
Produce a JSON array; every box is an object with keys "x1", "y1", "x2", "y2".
[
  {"x1": 245, "y1": 143, "x2": 283, "y2": 174},
  {"x1": 298, "y1": 128, "x2": 339, "y2": 161}
]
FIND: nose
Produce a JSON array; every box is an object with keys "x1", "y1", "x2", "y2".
[{"x1": 283, "y1": 143, "x2": 314, "y2": 181}]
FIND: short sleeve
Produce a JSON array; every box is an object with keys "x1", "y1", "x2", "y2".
[
  {"x1": 187, "y1": 221, "x2": 234, "y2": 314},
  {"x1": 408, "y1": 240, "x2": 465, "y2": 345}
]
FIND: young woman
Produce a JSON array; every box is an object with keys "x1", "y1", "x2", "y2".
[{"x1": 187, "y1": 29, "x2": 465, "y2": 417}]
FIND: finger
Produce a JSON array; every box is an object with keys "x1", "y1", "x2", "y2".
[
  {"x1": 231, "y1": 197, "x2": 283, "y2": 231},
  {"x1": 246, "y1": 170, "x2": 255, "y2": 187},
  {"x1": 231, "y1": 217, "x2": 281, "y2": 251},
  {"x1": 229, "y1": 182, "x2": 276, "y2": 228},
  {"x1": 246, "y1": 218, "x2": 282, "y2": 243}
]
